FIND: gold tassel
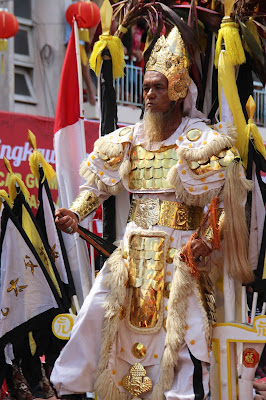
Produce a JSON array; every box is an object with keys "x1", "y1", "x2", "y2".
[
  {"x1": 79, "y1": 28, "x2": 89, "y2": 43},
  {"x1": 90, "y1": 35, "x2": 125, "y2": 79},
  {"x1": 215, "y1": 18, "x2": 246, "y2": 68},
  {"x1": 0, "y1": 39, "x2": 7, "y2": 52},
  {"x1": 244, "y1": 96, "x2": 266, "y2": 166},
  {"x1": 28, "y1": 130, "x2": 56, "y2": 184},
  {"x1": 8, "y1": 174, "x2": 30, "y2": 203},
  {"x1": 1, "y1": 54, "x2": 4, "y2": 74},
  {"x1": 4, "y1": 156, "x2": 30, "y2": 203},
  {"x1": 90, "y1": 0, "x2": 124, "y2": 79}
]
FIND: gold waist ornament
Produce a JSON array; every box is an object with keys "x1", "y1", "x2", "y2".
[{"x1": 128, "y1": 198, "x2": 203, "y2": 230}]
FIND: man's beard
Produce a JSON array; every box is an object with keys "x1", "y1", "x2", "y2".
[{"x1": 144, "y1": 109, "x2": 166, "y2": 143}]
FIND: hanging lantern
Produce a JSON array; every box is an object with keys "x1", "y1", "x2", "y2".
[
  {"x1": 0, "y1": 8, "x2": 19, "y2": 74},
  {"x1": 0, "y1": 8, "x2": 19, "y2": 51},
  {"x1": 65, "y1": 1, "x2": 100, "y2": 42}
]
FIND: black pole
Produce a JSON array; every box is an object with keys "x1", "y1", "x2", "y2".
[{"x1": 100, "y1": 48, "x2": 118, "y2": 266}]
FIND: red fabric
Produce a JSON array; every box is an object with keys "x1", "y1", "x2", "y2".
[
  {"x1": 54, "y1": 27, "x2": 79, "y2": 133},
  {"x1": 0, "y1": 380, "x2": 8, "y2": 400},
  {"x1": 0, "y1": 110, "x2": 99, "y2": 210}
]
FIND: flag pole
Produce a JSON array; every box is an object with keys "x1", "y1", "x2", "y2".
[
  {"x1": 73, "y1": 17, "x2": 96, "y2": 287},
  {"x1": 73, "y1": 18, "x2": 86, "y2": 159}
]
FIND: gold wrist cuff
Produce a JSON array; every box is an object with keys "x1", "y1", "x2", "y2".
[{"x1": 69, "y1": 191, "x2": 100, "y2": 221}]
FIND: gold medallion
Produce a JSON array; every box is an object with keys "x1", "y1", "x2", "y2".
[
  {"x1": 186, "y1": 129, "x2": 202, "y2": 142},
  {"x1": 119, "y1": 127, "x2": 131, "y2": 136},
  {"x1": 132, "y1": 343, "x2": 147, "y2": 359}
]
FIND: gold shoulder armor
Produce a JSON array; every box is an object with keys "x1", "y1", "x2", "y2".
[
  {"x1": 94, "y1": 136, "x2": 124, "y2": 170},
  {"x1": 187, "y1": 147, "x2": 238, "y2": 175}
]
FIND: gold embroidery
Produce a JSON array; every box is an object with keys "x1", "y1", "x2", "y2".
[
  {"x1": 128, "y1": 234, "x2": 165, "y2": 329},
  {"x1": 132, "y1": 343, "x2": 147, "y2": 359},
  {"x1": 49, "y1": 244, "x2": 59, "y2": 262},
  {"x1": 70, "y1": 190, "x2": 100, "y2": 221},
  {"x1": 122, "y1": 363, "x2": 153, "y2": 398},
  {"x1": 129, "y1": 145, "x2": 178, "y2": 191},
  {"x1": 7, "y1": 279, "x2": 28, "y2": 296},
  {"x1": 24, "y1": 255, "x2": 38, "y2": 275},
  {"x1": 1, "y1": 308, "x2": 9, "y2": 316}
]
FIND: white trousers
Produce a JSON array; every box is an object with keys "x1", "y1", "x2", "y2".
[{"x1": 164, "y1": 343, "x2": 209, "y2": 400}]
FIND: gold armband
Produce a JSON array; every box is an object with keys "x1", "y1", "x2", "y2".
[
  {"x1": 69, "y1": 191, "x2": 100, "y2": 221},
  {"x1": 204, "y1": 208, "x2": 225, "y2": 244}
]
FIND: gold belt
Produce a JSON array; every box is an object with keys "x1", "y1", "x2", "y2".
[{"x1": 128, "y1": 198, "x2": 203, "y2": 230}]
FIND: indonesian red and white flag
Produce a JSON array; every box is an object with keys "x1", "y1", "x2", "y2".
[{"x1": 53, "y1": 23, "x2": 91, "y2": 307}]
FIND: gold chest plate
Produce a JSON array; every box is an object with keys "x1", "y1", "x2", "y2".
[{"x1": 129, "y1": 145, "x2": 178, "y2": 191}]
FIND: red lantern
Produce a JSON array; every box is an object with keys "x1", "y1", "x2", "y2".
[
  {"x1": 66, "y1": 1, "x2": 100, "y2": 30},
  {"x1": 0, "y1": 8, "x2": 19, "y2": 51}
]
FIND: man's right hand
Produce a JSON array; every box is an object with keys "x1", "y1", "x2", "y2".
[{"x1": 55, "y1": 208, "x2": 79, "y2": 234}]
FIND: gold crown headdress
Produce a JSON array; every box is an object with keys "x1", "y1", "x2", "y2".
[{"x1": 146, "y1": 26, "x2": 191, "y2": 101}]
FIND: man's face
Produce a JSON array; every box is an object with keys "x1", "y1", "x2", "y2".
[{"x1": 143, "y1": 71, "x2": 172, "y2": 114}]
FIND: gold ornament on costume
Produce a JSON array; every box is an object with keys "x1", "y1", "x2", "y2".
[
  {"x1": 187, "y1": 147, "x2": 237, "y2": 175},
  {"x1": 119, "y1": 127, "x2": 132, "y2": 137},
  {"x1": 70, "y1": 190, "x2": 100, "y2": 221},
  {"x1": 186, "y1": 129, "x2": 202, "y2": 142},
  {"x1": 128, "y1": 234, "x2": 166, "y2": 329},
  {"x1": 132, "y1": 343, "x2": 147, "y2": 359},
  {"x1": 122, "y1": 363, "x2": 152, "y2": 398},
  {"x1": 146, "y1": 26, "x2": 191, "y2": 101},
  {"x1": 129, "y1": 145, "x2": 178, "y2": 192},
  {"x1": 128, "y1": 198, "x2": 203, "y2": 231}
]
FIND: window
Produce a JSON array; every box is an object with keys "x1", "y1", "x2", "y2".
[
  {"x1": 14, "y1": 67, "x2": 37, "y2": 104},
  {"x1": 14, "y1": 0, "x2": 36, "y2": 104},
  {"x1": 14, "y1": 0, "x2": 32, "y2": 20}
]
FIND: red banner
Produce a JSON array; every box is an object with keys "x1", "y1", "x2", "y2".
[{"x1": 0, "y1": 111, "x2": 100, "y2": 209}]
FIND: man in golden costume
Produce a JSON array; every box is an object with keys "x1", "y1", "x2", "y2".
[{"x1": 51, "y1": 27, "x2": 253, "y2": 400}]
